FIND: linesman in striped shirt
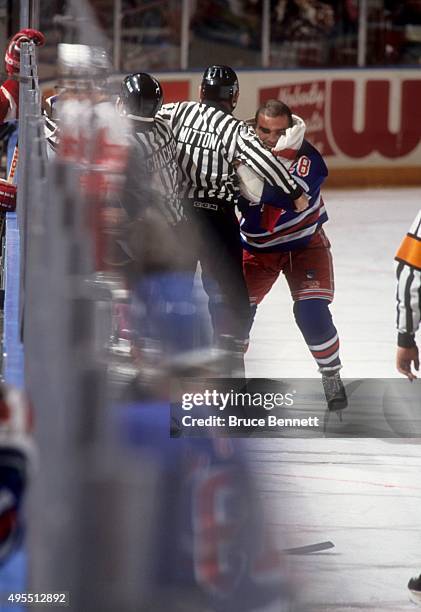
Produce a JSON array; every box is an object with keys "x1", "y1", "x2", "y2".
[
  {"x1": 117, "y1": 72, "x2": 204, "y2": 369},
  {"x1": 118, "y1": 73, "x2": 184, "y2": 230},
  {"x1": 398, "y1": 214, "x2": 421, "y2": 606},
  {"x1": 158, "y1": 65, "x2": 308, "y2": 370},
  {"x1": 395, "y1": 209, "x2": 421, "y2": 381}
]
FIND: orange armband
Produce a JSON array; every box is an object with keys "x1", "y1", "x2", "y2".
[{"x1": 395, "y1": 234, "x2": 421, "y2": 270}]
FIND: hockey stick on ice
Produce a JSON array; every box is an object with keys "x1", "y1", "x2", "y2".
[{"x1": 282, "y1": 541, "x2": 335, "y2": 555}]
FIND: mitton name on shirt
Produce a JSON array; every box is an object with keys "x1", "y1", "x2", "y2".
[
  {"x1": 179, "y1": 126, "x2": 220, "y2": 150},
  {"x1": 145, "y1": 139, "x2": 177, "y2": 173}
]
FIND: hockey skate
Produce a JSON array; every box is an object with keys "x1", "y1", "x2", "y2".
[
  {"x1": 408, "y1": 574, "x2": 421, "y2": 606},
  {"x1": 322, "y1": 371, "x2": 348, "y2": 412}
]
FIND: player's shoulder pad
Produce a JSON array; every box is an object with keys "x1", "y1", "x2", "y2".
[{"x1": 295, "y1": 139, "x2": 328, "y2": 179}]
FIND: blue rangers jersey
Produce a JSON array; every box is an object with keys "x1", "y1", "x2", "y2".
[{"x1": 239, "y1": 139, "x2": 328, "y2": 252}]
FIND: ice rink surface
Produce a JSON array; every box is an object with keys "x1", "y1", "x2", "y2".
[{"x1": 244, "y1": 189, "x2": 421, "y2": 611}]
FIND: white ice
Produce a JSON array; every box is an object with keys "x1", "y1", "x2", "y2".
[{"x1": 245, "y1": 189, "x2": 421, "y2": 611}]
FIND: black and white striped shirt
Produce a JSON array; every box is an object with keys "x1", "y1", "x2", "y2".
[
  {"x1": 158, "y1": 101, "x2": 302, "y2": 203},
  {"x1": 43, "y1": 95, "x2": 60, "y2": 156},
  {"x1": 44, "y1": 95, "x2": 183, "y2": 225},
  {"x1": 125, "y1": 117, "x2": 183, "y2": 225},
  {"x1": 395, "y1": 209, "x2": 421, "y2": 345}
]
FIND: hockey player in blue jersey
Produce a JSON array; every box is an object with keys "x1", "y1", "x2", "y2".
[{"x1": 238, "y1": 99, "x2": 347, "y2": 411}]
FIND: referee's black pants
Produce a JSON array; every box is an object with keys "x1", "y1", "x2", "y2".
[{"x1": 186, "y1": 200, "x2": 251, "y2": 366}]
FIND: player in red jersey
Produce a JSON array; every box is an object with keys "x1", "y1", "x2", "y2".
[{"x1": 0, "y1": 29, "x2": 45, "y2": 212}]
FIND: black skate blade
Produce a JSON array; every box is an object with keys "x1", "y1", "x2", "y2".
[
  {"x1": 328, "y1": 400, "x2": 348, "y2": 422},
  {"x1": 323, "y1": 408, "x2": 343, "y2": 431},
  {"x1": 328, "y1": 398, "x2": 348, "y2": 412},
  {"x1": 283, "y1": 541, "x2": 335, "y2": 555}
]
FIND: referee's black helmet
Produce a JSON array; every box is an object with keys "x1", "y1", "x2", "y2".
[
  {"x1": 200, "y1": 65, "x2": 239, "y2": 110},
  {"x1": 119, "y1": 72, "x2": 163, "y2": 121}
]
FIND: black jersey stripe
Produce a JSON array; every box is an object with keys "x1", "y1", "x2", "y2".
[
  {"x1": 205, "y1": 148, "x2": 214, "y2": 190},
  {"x1": 195, "y1": 147, "x2": 204, "y2": 190},
  {"x1": 404, "y1": 267, "x2": 415, "y2": 333}
]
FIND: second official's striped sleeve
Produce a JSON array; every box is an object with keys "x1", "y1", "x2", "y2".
[{"x1": 395, "y1": 209, "x2": 421, "y2": 342}]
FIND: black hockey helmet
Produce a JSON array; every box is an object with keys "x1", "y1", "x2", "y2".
[
  {"x1": 119, "y1": 72, "x2": 163, "y2": 121},
  {"x1": 200, "y1": 65, "x2": 239, "y2": 109}
]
